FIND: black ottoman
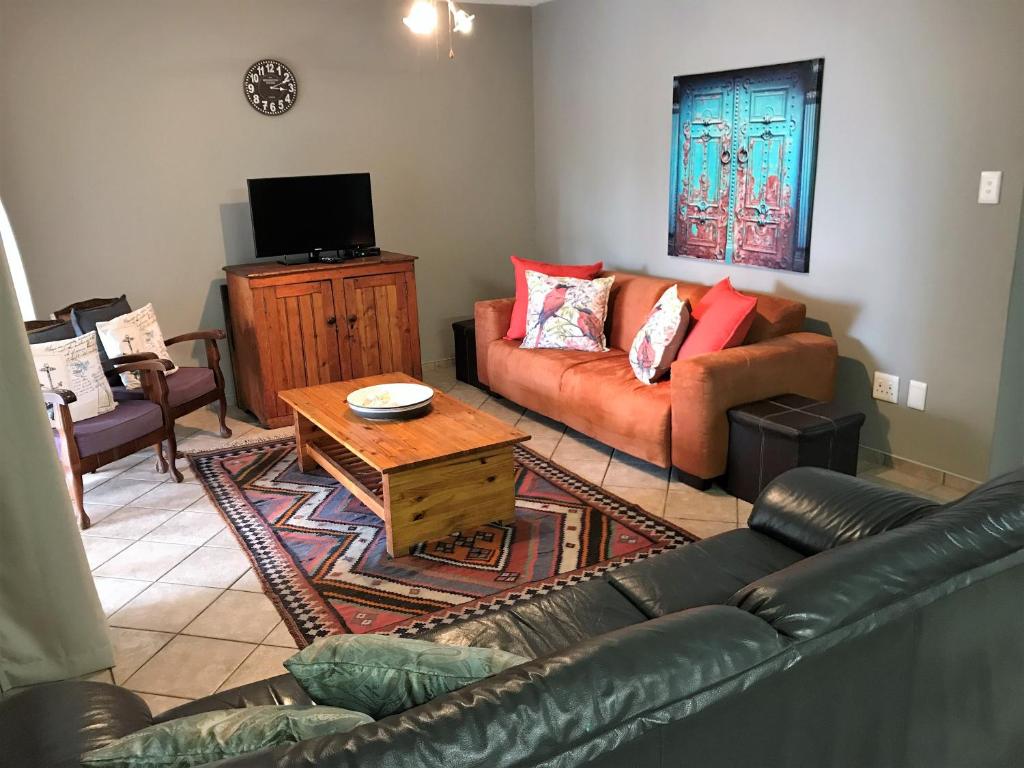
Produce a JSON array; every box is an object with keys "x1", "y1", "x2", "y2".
[
  {"x1": 452, "y1": 318, "x2": 483, "y2": 389},
  {"x1": 725, "y1": 394, "x2": 865, "y2": 503}
]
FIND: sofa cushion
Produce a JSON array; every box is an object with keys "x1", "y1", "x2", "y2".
[
  {"x1": 558, "y1": 354, "x2": 672, "y2": 465},
  {"x1": 72, "y1": 400, "x2": 163, "y2": 457},
  {"x1": 506, "y1": 256, "x2": 603, "y2": 340},
  {"x1": 749, "y1": 467, "x2": 940, "y2": 555},
  {"x1": 520, "y1": 272, "x2": 614, "y2": 352},
  {"x1": 113, "y1": 367, "x2": 215, "y2": 408},
  {"x1": 677, "y1": 279, "x2": 758, "y2": 360},
  {"x1": 486, "y1": 340, "x2": 622, "y2": 414},
  {"x1": 26, "y1": 319, "x2": 77, "y2": 344},
  {"x1": 628, "y1": 287, "x2": 691, "y2": 384},
  {"x1": 608, "y1": 530, "x2": 805, "y2": 617},
  {"x1": 744, "y1": 294, "x2": 806, "y2": 343},
  {"x1": 421, "y1": 577, "x2": 647, "y2": 659},
  {"x1": 731, "y1": 467, "x2": 1024, "y2": 640},
  {"x1": 604, "y1": 272, "x2": 693, "y2": 351}
]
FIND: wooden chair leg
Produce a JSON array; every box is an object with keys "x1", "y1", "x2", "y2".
[
  {"x1": 69, "y1": 471, "x2": 90, "y2": 530},
  {"x1": 165, "y1": 431, "x2": 184, "y2": 483},
  {"x1": 217, "y1": 394, "x2": 232, "y2": 439},
  {"x1": 155, "y1": 442, "x2": 168, "y2": 473}
]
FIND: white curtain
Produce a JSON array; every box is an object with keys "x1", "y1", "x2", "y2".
[{"x1": 0, "y1": 235, "x2": 113, "y2": 692}]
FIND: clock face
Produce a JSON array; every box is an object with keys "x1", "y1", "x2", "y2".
[{"x1": 244, "y1": 59, "x2": 297, "y2": 116}]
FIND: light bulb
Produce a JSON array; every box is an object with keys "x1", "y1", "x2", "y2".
[
  {"x1": 403, "y1": 0, "x2": 438, "y2": 35},
  {"x1": 452, "y1": 8, "x2": 474, "y2": 34}
]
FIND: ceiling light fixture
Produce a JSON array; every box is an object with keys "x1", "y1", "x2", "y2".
[{"x1": 403, "y1": 0, "x2": 475, "y2": 59}]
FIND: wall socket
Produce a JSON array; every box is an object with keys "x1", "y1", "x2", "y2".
[
  {"x1": 872, "y1": 371, "x2": 899, "y2": 404},
  {"x1": 907, "y1": 380, "x2": 927, "y2": 411}
]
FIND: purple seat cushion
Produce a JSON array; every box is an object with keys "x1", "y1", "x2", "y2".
[
  {"x1": 71, "y1": 400, "x2": 163, "y2": 458},
  {"x1": 113, "y1": 367, "x2": 216, "y2": 407}
]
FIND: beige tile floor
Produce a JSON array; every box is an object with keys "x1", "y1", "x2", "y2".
[{"x1": 72, "y1": 363, "x2": 957, "y2": 714}]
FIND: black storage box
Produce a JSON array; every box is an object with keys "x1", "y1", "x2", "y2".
[
  {"x1": 725, "y1": 394, "x2": 865, "y2": 503},
  {"x1": 452, "y1": 318, "x2": 483, "y2": 389}
]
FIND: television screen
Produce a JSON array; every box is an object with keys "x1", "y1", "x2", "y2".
[{"x1": 247, "y1": 173, "x2": 375, "y2": 259}]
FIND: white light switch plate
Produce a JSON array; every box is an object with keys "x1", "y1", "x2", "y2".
[
  {"x1": 978, "y1": 171, "x2": 1002, "y2": 204},
  {"x1": 907, "y1": 380, "x2": 927, "y2": 411}
]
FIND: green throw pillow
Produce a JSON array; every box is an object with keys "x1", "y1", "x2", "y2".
[
  {"x1": 284, "y1": 635, "x2": 529, "y2": 718},
  {"x1": 81, "y1": 704, "x2": 373, "y2": 768}
]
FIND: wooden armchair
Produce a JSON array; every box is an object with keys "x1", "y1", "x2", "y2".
[
  {"x1": 41, "y1": 356, "x2": 180, "y2": 529},
  {"x1": 52, "y1": 297, "x2": 233, "y2": 441}
]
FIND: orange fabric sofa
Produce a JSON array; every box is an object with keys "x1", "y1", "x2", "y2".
[{"x1": 474, "y1": 271, "x2": 838, "y2": 486}]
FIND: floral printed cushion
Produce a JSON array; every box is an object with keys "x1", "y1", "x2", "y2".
[
  {"x1": 95, "y1": 303, "x2": 179, "y2": 389},
  {"x1": 30, "y1": 331, "x2": 117, "y2": 422},
  {"x1": 628, "y1": 287, "x2": 691, "y2": 384},
  {"x1": 519, "y1": 271, "x2": 615, "y2": 352}
]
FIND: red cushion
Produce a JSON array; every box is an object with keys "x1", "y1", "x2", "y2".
[
  {"x1": 676, "y1": 278, "x2": 757, "y2": 360},
  {"x1": 505, "y1": 255, "x2": 603, "y2": 340}
]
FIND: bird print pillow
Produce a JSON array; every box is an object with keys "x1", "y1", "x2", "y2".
[
  {"x1": 520, "y1": 271, "x2": 615, "y2": 352},
  {"x1": 30, "y1": 332, "x2": 117, "y2": 423},
  {"x1": 628, "y1": 287, "x2": 691, "y2": 384},
  {"x1": 95, "y1": 303, "x2": 179, "y2": 389}
]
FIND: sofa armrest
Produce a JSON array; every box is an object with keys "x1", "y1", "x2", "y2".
[
  {"x1": 670, "y1": 333, "x2": 838, "y2": 481},
  {"x1": 749, "y1": 467, "x2": 940, "y2": 555},
  {"x1": 473, "y1": 298, "x2": 515, "y2": 387}
]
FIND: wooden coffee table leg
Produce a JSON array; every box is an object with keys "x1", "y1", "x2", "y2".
[
  {"x1": 293, "y1": 410, "x2": 317, "y2": 473},
  {"x1": 382, "y1": 448, "x2": 517, "y2": 558}
]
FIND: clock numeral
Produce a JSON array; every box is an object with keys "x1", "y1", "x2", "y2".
[
  {"x1": 247, "y1": 83, "x2": 255, "y2": 94},
  {"x1": 252, "y1": 94, "x2": 260, "y2": 105},
  {"x1": 285, "y1": 93, "x2": 292, "y2": 104},
  {"x1": 250, "y1": 73, "x2": 259, "y2": 83},
  {"x1": 261, "y1": 100, "x2": 269, "y2": 111}
]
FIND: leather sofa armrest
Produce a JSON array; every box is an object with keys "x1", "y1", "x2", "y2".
[
  {"x1": 669, "y1": 333, "x2": 838, "y2": 481},
  {"x1": 155, "y1": 674, "x2": 312, "y2": 723},
  {"x1": 474, "y1": 298, "x2": 514, "y2": 387},
  {"x1": 749, "y1": 467, "x2": 940, "y2": 555}
]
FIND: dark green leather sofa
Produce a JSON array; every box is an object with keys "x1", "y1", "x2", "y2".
[{"x1": 4, "y1": 466, "x2": 1023, "y2": 767}]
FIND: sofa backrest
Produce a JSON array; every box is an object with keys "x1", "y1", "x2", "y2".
[
  {"x1": 602, "y1": 270, "x2": 806, "y2": 351},
  {"x1": 730, "y1": 467, "x2": 1024, "y2": 641}
]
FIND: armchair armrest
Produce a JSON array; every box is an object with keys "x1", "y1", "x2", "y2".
[
  {"x1": 669, "y1": 333, "x2": 838, "y2": 481},
  {"x1": 749, "y1": 467, "x2": 940, "y2": 555},
  {"x1": 108, "y1": 352, "x2": 158, "y2": 366},
  {"x1": 164, "y1": 329, "x2": 226, "y2": 346},
  {"x1": 473, "y1": 298, "x2": 515, "y2": 387},
  {"x1": 40, "y1": 388, "x2": 77, "y2": 407},
  {"x1": 111, "y1": 359, "x2": 174, "y2": 376}
]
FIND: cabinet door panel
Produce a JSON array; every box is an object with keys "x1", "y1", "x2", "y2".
[
  {"x1": 343, "y1": 273, "x2": 416, "y2": 378},
  {"x1": 259, "y1": 281, "x2": 341, "y2": 419}
]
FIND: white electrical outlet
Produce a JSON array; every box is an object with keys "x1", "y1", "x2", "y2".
[
  {"x1": 907, "y1": 380, "x2": 927, "y2": 411},
  {"x1": 872, "y1": 371, "x2": 899, "y2": 404}
]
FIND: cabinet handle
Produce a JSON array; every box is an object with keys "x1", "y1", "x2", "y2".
[{"x1": 326, "y1": 316, "x2": 337, "y2": 326}]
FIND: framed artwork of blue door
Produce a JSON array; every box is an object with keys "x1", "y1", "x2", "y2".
[{"x1": 668, "y1": 59, "x2": 824, "y2": 273}]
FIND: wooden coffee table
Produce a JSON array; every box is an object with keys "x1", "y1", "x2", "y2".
[{"x1": 279, "y1": 374, "x2": 530, "y2": 557}]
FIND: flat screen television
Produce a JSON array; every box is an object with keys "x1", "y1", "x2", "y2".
[{"x1": 247, "y1": 172, "x2": 375, "y2": 259}]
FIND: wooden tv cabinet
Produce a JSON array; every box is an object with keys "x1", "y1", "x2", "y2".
[{"x1": 224, "y1": 253, "x2": 422, "y2": 428}]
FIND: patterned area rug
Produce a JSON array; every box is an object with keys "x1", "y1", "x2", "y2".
[{"x1": 189, "y1": 437, "x2": 693, "y2": 647}]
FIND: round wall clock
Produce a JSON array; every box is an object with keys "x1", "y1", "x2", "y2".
[{"x1": 244, "y1": 59, "x2": 297, "y2": 116}]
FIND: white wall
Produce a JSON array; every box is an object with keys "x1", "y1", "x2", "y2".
[
  {"x1": 0, "y1": 0, "x2": 536, "y2": 397},
  {"x1": 532, "y1": 0, "x2": 1024, "y2": 480}
]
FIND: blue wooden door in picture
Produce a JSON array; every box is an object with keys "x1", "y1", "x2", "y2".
[{"x1": 668, "y1": 60, "x2": 823, "y2": 273}]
